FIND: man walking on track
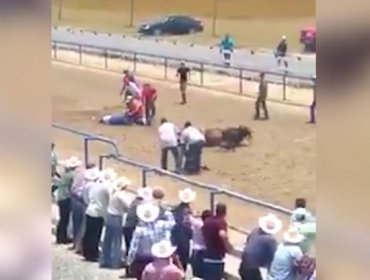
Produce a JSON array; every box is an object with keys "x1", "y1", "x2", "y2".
[
  {"x1": 254, "y1": 72, "x2": 269, "y2": 120},
  {"x1": 176, "y1": 61, "x2": 190, "y2": 105}
]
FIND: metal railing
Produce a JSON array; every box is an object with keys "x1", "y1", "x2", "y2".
[
  {"x1": 53, "y1": 122, "x2": 293, "y2": 238},
  {"x1": 51, "y1": 40, "x2": 315, "y2": 106}
]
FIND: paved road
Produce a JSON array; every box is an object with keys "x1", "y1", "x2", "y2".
[{"x1": 52, "y1": 26, "x2": 316, "y2": 84}]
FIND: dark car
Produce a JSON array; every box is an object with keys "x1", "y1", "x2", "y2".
[
  {"x1": 300, "y1": 26, "x2": 316, "y2": 53},
  {"x1": 138, "y1": 15, "x2": 204, "y2": 36}
]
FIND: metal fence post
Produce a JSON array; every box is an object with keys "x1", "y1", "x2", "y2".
[
  {"x1": 79, "y1": 45, "x2": 82, "y2": 65},
  {"x1": 239, "y1": 68, "x2": 243, "y2": 94},
  {"x1": 133, "y1": 53, "x2": 137, "y2": 73},
  {"x1": 283, "y1": 71, "x2": 287, "y2": 101},
  {"x1": 164, "y1": 57, "x2": 168, "y2": 80},
  {"x1": 200, "y1": 63, "x2": 204, "y2": 86},
  {"x1": 98, "y1": 155, "x2": 105, "y2": 170},
  {"x1": 104, "y1": 49, "x2": 108, "y2": 69},
  {"x1": 210, "y1": 191, "x2": 217, "y2": 214},
  {"x1": 53, "y1": 43, "x2": 57, "y2": 60},
  {"x1": 141, "y1": 169, "x2": 148, "y2": 188},
  {"x1": 83, "y1": 138, "x2": 89, "y2": 168}
]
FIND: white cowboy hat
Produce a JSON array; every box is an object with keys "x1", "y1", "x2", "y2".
[
  {"x1": 178, "y1": 188, "x2": 196, "y2": 203},
  {"x1": 84, "y1": 167, "x2": 100, "y2": 181},
  {"x1": 136, "y1": 202, "x2": 160, "y2": 223},
  {"x1": 99, "y1": 168, "x2": 117, "y2": 182},
  {"x1": 125, "y1": 96, "x2": 134, "y2": 103},
  {"x1": 114, "y1": 176, "x2": 131, "y2": 190},
  {"x1": 282, "y1": 35, "x2": 287, "y2": 40},
  {"x1": 137, "y1": 187, "x2": 153, "y2": 201},
  {"x1": 151, "y1": 240, "x2": 177, "y2": 259},
  {"x1": 63, "y1": 156, "x2": 82, "y2": 168},
  {"x1": 258, "y1": 214, "x2": 283, "y2": 235},
  {"x1": 283, "y1": 226, "x2": 305, "y2": 244}
]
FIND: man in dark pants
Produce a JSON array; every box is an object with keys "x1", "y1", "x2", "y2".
[
  {"x1": 254, "y1": 72, "x2": 269, "y2": 120},
  {"x1": 176, "y1": 61, "x2": 191, "y2": 105},
  {"x1": 158, "y1": 118, "x2": 180, "y2": 172},
  {"x1": 180, "y1": 121, "x2": 205, "y2": 174},
  {"x1": 275, "y1": 35, "x2": 288, "y2": 68}
]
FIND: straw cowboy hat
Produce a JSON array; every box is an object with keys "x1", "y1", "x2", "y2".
[
  {"x1": 151, "y1": 240, "x2": 177, "y2": 259},
  {"x1": 84, "y1": 167, "x2": 100, "y2": 181},
  {"x1": 137, "y1": 202, "x2": 160, "y2": 223},
  {"x1": 283, "y1": 226, "x2": 305, "y2": 244},
  {"x1": 99, "y1": 168, "x2": 117, "y2": 182},
  {"x1": 63, "y1": 156, "x2": 82, "y2": 168},
  {"x1": 178, "y1": 188, "x2": 196, "y2": 203},
  {"x1": 258, "y1": 214, "x2": 283, "y2": 235},
  {"x1": 114, "y1": 176, "x2": 131, "y2": 190},
  {"x1": 137, "y1": 187, "x2": 153, "y2": 201}
]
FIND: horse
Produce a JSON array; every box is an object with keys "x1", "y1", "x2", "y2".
[{"x1": 204, "y1": 125, "x2": 252, "y2": 150}]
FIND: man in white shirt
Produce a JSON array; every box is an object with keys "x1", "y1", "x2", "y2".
[
  {"x1": 181, "y1": 121, "x2": 205, "y2": 174},
  {"x1": 158, "y1": 118, "x2": 180, "y2": 172}
]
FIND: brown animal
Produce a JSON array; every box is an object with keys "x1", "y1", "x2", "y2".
[{"x1": 204, "y1": 126, "x2": 252, "y2": 149}]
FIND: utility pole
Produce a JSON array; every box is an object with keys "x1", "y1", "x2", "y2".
[
  {"x1": 129, "y1": 0, "x2": 135, "y2": 27},
  {"x1": 211, "y1": 0, "x2": 219, "y2": 36},
  {"x1": 57, "y1": 0, "x2": 63, "y2": 21}
]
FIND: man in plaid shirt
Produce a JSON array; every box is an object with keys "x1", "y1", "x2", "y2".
[{"x1": 127, "y1": 202, "x2": 175, "y2": 279}]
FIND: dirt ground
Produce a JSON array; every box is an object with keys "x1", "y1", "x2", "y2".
[
  {"x1": 52, "y1": 62, "x2": 315, "y2": 230},
  {"x1": 52, "y1": 0, "x2": 315, "y2": 51}
]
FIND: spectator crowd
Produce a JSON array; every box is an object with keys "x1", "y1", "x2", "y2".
[{"x1": 52, "y1": 143, "x2": 316, "y2": 280}]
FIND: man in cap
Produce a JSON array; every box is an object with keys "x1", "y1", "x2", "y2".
[
  {"x1": 254, "y1": 72, "x2": 269, "y2": 120},
  {"x1": 275, "y1": 35, "x2": 288, "y2": 68},
  {"x1": 268, "y1": 226, "x2": 305, "y2": 280},
  {"x1": 239, "y1": 214, "x2": 282, "y2": 280},
  {"x1": 180, "y1": 121, "x2": 206, "y2": 174},
  {"x1": 55, "y1": 156, "x2": 82, "y2": 244},
  {"x1": 127, "y1": 202, "x2": 175, "y2": 279},
  {"x1": 141, "y1": 240, "x2": 184, "y2": 280},
  {"x1": 176, "y1": 61, "x2": 191, "y2": 105}
]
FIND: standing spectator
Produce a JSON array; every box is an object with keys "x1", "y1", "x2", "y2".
[
  {"x1": 181, "y1": 121, "x2": 206, "y2": 174},
  {"x1": 69, "y1": 163, "x2": 95, "y2": 251},
  {"x1": 141, "y1": 240, "x2": 185, "y2": 280},
  {"x1": 171, "y1": 188, "x2": 196, "y2": 272},
  {"x1": 267, "y1": 226, "x2": 305, "y2": 280},
  {"x1": 239, "y1": 214, "x2": 282, "y2": 280},
  {"x1": 176, "y1": 61, "x2": 190, "y2": 105},
  {"x1": 202, "y1": 203, "x2": 232, "y2": 280},
  {"x1": 141, "y1": 83, "x2": 157, "y2": 126},
  {"x1": 190, "y1": 209, "x2": 212, "y2": 278},
  {"x1": 254, "y1": 72, "x2": 269, "y2": 120},
  {"x1": 275, "y1": 35, "x2": 288, "y2": 68},
  {"x1": 219, "y1": 34, "x2": 235, "y2": 66},
  {"x1": 100, "y1": 176, "x2": 132, "y2": 269},
  {"x1": 158, "y1": 118, "x2": 180, "y2": 172},
  {"x1": 82, "y1": 169, "x2": 116, "y2": 262},
  {"x1": 152, "y1": 186, "x2": 174, "y2": 222},
  {"x1": 291, "y1": 198, "x2": 315, "y2": 224},
  {"x1": 127, "y1": 202, "x2": 175, "y2": 280},
  {"x1": 308, "y1": 75, "x2": 316, "y2": 124},
  {"x1": 55, "y1": 157, "x2": 81, "y2": 244}
]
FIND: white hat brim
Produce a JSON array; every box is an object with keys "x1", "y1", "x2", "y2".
[
  {"x1": 258, "y1": 215, "x2": 283, "y2": 235},
  {"x1": 137, "y1": 203, "x2": 160, "y2": 223},
  {"x1": 179, "y1": 189, "x2": 196, "y2": 203},
  {"x1": 283, "y1": 232, "x2": 305, "y2": 244},
  {"x1": 151, "y1": 243, "x2": 177, "y2": 258}
]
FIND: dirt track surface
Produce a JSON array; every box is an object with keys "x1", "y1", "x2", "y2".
[{"x1": 53, "y1": 62, "x2": 315, "y2": 229}]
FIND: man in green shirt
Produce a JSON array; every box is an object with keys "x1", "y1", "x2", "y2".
[{"x1": 56, "y1": 156, "x2": 81, "y2": 244}]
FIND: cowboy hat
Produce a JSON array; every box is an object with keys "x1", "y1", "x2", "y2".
[
  {"x1": 84, "y1": 167, "x2": 100, "y2": 181},
  {"x1": 137, "y1": 187, "x2": 153, "y2": 201},
  {"x1": 151, "y1": 240, "x2": 177, "y2": 259},
  {"x1": 137, "y1": 202, "x2": 160, "y2": 223},
  {"x1": 114, "y1": 176, "x2": 131, "y2": 190},
  {"x1": 63, "y1": 157, "x2": 82, "y2": 168},
  {"x1": 283, "y1": 226, "x2": 305, "y2": 244},
  {"x1": 99, "y1": 168, "x2": 117, "y2": 182},
  {"x1": 258, "y1": 214, "x2": 283, "y2": 235},
  {"x1": 178, "y1": 188, "x2": 196, "y2": 203}
]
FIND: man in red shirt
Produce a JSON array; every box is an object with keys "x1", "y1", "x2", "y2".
[
  {"x1": 141, "y1": 83, "x2": 157, "y2": 126},
  {"x1": 202, "y1": 203, "x2": 233, "y2": 280},
  {"x1": 126, "y1": 97, "x2": 144, "y2": 125}
]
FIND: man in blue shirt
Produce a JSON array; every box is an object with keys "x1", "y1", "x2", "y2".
[{"x1": 220, "y1": 34, "x2": 235, "y2": 66}]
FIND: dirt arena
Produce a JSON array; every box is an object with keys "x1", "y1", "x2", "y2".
[
  {"x1": 52, "y1": 0, "x2": 315, "y2": 50},
  {"x1": 53, "y1": 61, "x2": 315, "y2": 230}
]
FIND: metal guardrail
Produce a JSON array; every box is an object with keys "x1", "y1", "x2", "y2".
[
  {"x1": 53, "y1": 122, "x2": 292, "y2": 237},
  {"x1": 51, "y1": 40, "x2": 315, "y2": 105}
]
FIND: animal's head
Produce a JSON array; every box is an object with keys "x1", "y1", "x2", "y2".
[{"x1": 238, "y1": 126, "x2": 252, "y2": 138}]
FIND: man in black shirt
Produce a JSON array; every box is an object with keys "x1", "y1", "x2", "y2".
[
  {"x1": 176, "y1": 61, "x2": 191, "y2": 105},
  {"x1": 275, "y1": 35, "x2": 288, "y2": 68}
]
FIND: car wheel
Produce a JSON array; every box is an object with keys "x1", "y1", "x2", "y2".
[{"x1": 153, "y1": 29, "x2": 162, "y2": 36}]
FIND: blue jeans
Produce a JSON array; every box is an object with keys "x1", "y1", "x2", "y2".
[
  {"x1": 71, "y1": 195, "x2": 86, "y2": 247},
  {"x1": 191, "y1": 249, "x2": 205, "y2": 278},
  {"x1": 100, "y1": 214, "x2": 123, "y2": 269},
  {"x1": 203, "y1": 250, "x2": 225, "y2": 280}
]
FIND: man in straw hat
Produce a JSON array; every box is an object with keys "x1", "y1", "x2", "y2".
[
  {"x1": 239, "y1": 214, "x2": 282, "y2": 280},
  {"x1": 100, "y1": 176, "x2": 132, "y2": 269},
  {"x1": 141, "y1": 240, "x2": 184, "y2": 280},
  {"x1": 82, "y1": 168, "x2": 116, "y2": 262},
  {"x1": 268, "y1": 226, "x2": 305, "y2": 280},
  {"x1": 55, "y1": 156, "x2": 82, "y2": 244},
  {"x1": 126, "y1": 202, "x2": 175, "y2": 280}
]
